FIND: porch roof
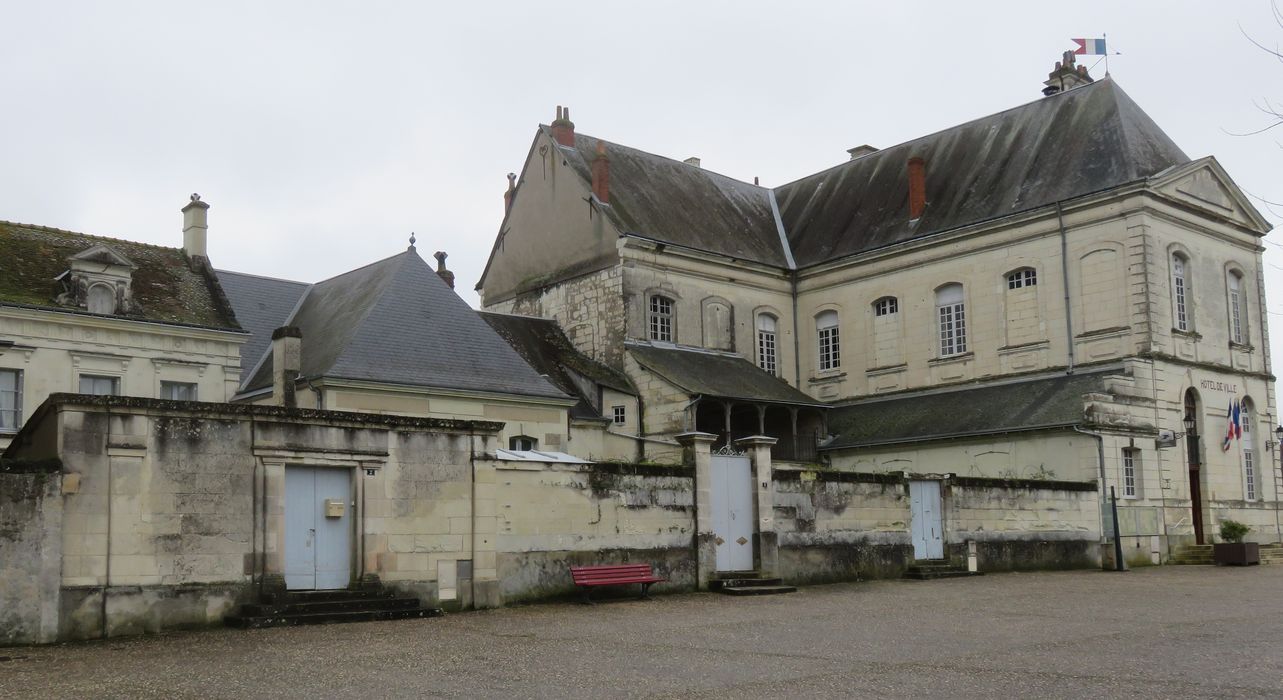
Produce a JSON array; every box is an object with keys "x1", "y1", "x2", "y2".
[{"x1": 627, "y1": 343, "x2": 825, "y2": 407}]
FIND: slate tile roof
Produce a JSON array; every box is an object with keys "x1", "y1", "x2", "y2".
[
  {"x1": 214, "y1": 270, "x2": 309, "y2": 374},
  {"x1": 824, "y1": 369, "x2": 1114, "y2": 450},
  {"x1": 240, "y1": 249, "x2": 569, "y2": 401},
  {"x1": 627, "y1": 342, "x2": 824, "y2": 406},
  {"x1": 480, "y1": 311, "x2": 636, "y2": 420},
  {"x1": 0, "y1": 221, "x2": 241, "y2": 330}
]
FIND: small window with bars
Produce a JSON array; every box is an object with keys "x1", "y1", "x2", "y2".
[
  {"x1": 1006, "y1": 268, "x2": 1037, "y2": 290},
  {"x1": 873, "y1": 297, "x2": 898, "y2": 316},
  {"x1": 612, "y1": 405, "x2": 626, "y2": 425}
]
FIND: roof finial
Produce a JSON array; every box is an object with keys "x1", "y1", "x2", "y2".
[{"x1": 408, "y1": 232, "x2": 416, "y2": 250}]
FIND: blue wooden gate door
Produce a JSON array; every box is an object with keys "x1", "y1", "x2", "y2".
[
  {"x1": 909, "y1": 480, "x2": 944, "y2": 560},
  {"x1": 285, "y1": 466, "x2": 353, "y2": 590}
]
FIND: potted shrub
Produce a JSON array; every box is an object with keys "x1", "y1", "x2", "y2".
[{"x1": 1213, "y1": 520, "x2": 1259, "y2": 566}]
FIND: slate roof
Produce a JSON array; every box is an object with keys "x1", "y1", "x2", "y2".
[
  {"x1": 215, "y1": 270, "x2": 309, "y2": 374},
  {"x1": 242, "y1": 249, "x2": 570, "y2": 402},
  {"x1": 627, "y1": 343, "x2": 824, "y2": 406},
  {"x1": 824, "y1": 369, "x2": 1114, "y2": 450},
  {"x1": 552, "y1": 129, "x2": 790, "y2": 267},
  {"x1": 776, "y1": 78, "x2": 1189, "y2": 265},
  {"x1": 480, "y1": 312, "x2": 636, "y2": 420},
  {"x1": 0, "y1": 221, "x2": 241, "y2": 330}
]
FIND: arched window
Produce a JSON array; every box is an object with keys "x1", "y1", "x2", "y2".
[
  {"x1": 1228, "y1": 271, "x2": 1245, "y2": 344},
  {"x1": 816, "y1": 310, "x2": 840, "y2": 371},
  {"x1": 87, "y1": 284, "x2": 116, "y2": 315},
  {"x1": 649, "y1": 295, "x2": 673, "y2": 342},
  {"x1": 756, "y1": 313, "x2": 778, "y2": 375},
  {"x1": 1006, "y1": 268, "x2": 1037, "y2": 289},
  {"x1": 936, "y1": 284, "x2": 967, "y2": 356},
  {"x1": 1172, "y1": 254, "x2": 1190, "y2": 331},
  {"x1": 509, "y1": 435, "x2": 537, "y2": 451},
  {"x1": 1241, "y1": 399, "x2": 1257, "y2": 501},
  {"x1": 873, "y1": 297, "x2": 898, "y2": 316}
]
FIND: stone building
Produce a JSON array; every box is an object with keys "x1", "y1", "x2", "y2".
[
  {"x1": 0, "y1": 196, "x2": 247, "y2": 451},
  {"x1": 479, "y1": 56, "x2": 1280, "y2": 567}
]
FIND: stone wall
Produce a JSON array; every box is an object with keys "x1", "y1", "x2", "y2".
[
  {"x1": 489, "y1": 265, "x2": 627, "y2": 370},
  {"x1": 0, "y1": 460, "x2": 63, "y2": 645}
]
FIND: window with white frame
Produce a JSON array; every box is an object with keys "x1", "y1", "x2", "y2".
[
  {"x1": 873, "y1": 297, "x2": 898, "y2": 316},
  {"x1": 1006, "y1": 268, "x2": 1037, "y2": 289},
  {"x1": 0, "y1": 369, "x2": 21, "y2": 433},
  {"x1": 1242, "y1": 401, "x2": 1257, "y2": 501},
  {"x1": 816, "y1": 310, "x2": 840, "y2": 371},
  {"x1": 1228, "y1": 271, "x2": 1245, "y2": 344},
  {"x1": 160, "y1": 381, "x2": 198, "y2": 401},
  {"x1": 1122, "y1": 448, "x2": 1138, "y2": 498},
  {"x1": 936, "y1": 284, "x2": 967, "y2": 356},
  {"x1": 1172, "y1": 254, "x2": 1190, "y2": 331},
  {"x1": 612, "y1": 405, "x2": 626, "y2": 425},
  {"x1": 649, "y1": 295, "x2": 673, "y2": 342},
  {"x1": 78, "y1": 375, "x2": 119, "y2": 396},
  {"x1": 757, "y1": 313, "x2": 777, "y2": 375},
  {"x1": 509, "y1": 435, "x2": 537, "y2": 451}
]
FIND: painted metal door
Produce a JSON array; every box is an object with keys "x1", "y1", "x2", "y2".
[
  {"x1": 710, "y1": 453, "x2": 755, "y2": 571},
  {"x1": 909, "y1": 480, "x2": 944, "y2": 560},
  {"x1": 285, "y1": 466, "x2": 353, "y2": 590}
]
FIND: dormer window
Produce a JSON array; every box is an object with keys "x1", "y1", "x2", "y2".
[{"x1": 57, "y1": 244, "x2": 136, "y2": 316}]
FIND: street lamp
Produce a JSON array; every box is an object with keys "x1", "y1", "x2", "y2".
[{"x1": 1184, "y1": 414, "x2": 1198, "y2": 435}]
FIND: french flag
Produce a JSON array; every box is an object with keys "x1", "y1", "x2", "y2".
[
  {"x1": 1073, "y1": 38, "x2": 1107, "y2": 55},
  {"x1": 1222, "y1": 399, "x2": 1241, "y2": 451}
]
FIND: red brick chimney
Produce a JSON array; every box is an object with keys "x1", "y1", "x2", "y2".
[
  {"x1": 434, "y1": 251, "x2": 455, "y2": 289},
  {"x1": 591, "y1": 141, "x2": 610, "y2": 204},
  {"x1": 503, "y1": 173, "x2": 516, "y2": 214},
  {"x1": 551, "y1": 105, "x2": 575, "y2": 147},
  {"x1": 908, "y1": 157, "x2": 926, "y2": 220}
]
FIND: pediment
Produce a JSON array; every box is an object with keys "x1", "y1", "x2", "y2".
[
  {"x1": 1151, "y1": 158, "x2": 1272, "y2": 234},
  {"x1": 69, "y1": 243, "x2": 136, "y2": 269}
]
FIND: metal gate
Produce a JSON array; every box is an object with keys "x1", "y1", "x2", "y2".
[
  {"x1": 285, "y1": 466, "x2": 353, "y2": 590},
  {"x1": 710, "y1": 450, "x2": 755, "y2": 571},
  {"x1": 909, "y1": 480, "x2": 944, "y2": 560}
]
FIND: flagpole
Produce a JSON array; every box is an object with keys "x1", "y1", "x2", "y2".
[{"x1": 1103, "y1": 32, "x2": 1110, "y2": 76}]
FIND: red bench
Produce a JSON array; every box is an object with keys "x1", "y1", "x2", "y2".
[{"x1": 570, "y1": 564, "x2": 666, "y2": 604}]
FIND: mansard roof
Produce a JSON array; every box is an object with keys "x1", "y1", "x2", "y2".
[
  {"x1": 240, "y1": 249, "x2": 570, "y2": 402},
  {"x1": 628, "y1": 342, "x2": 824, "y2": 406},
  {"x1": 480, "y1": 311, "x2": 637, "y2": 420},
  {"x1": 0, "y1": 220, "x2": 241, "y2": 330},
  {"x1": 776, "y1": 78, "x2": 1190, "y2": 265},
  {"x1": 551, "y1": 129, "x2": 790, "y2": 267},
  {"x1": 824, "y1": 368, "x2": 1115, "y2": 450}
]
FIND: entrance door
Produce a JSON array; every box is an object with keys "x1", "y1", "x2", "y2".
[
  {"x1": 285, "y1": 466, "x2": 353, "y2": 590},
  {"x1": 710, "y1": 453, "x2": 755, "y2": 571},
  {"x1": 909, "y1": 480, "x2": 944, "y2": 560}
]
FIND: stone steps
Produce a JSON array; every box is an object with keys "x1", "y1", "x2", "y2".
[
  {"x1": 226, "y1": 589, "x2": 442, "y2": 629},
  {"x1": 904, "y1": 561, "x2": 982, "y2": 581},
  {"x1": 711, "y1": 571, "x2": 796, "y2": 596}
]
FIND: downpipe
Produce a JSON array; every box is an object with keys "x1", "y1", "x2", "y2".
[{"x1": 1074, "y1": 425, "x2": 1125, "y2": 571}]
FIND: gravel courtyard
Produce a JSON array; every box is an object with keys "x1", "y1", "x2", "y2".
[{"x1": 2, "y1": 565, "x2": 1281, "y2": 699}]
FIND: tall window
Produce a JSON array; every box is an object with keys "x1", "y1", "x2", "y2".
[
  {"x1": 1242, "y1": 401, "x2": 1257, "y2": 501},
  {"x1": 874, "y1": 297, "x2": 898, "y2": 316},
  {"x1": 936, "y1": 284, "x2": 967, "y2": 356},
  {"x1": 1006, "y1": 268, "x2": 1037, "y2": 289},
  {"x1": 78, "y1": 375, "x2": 119, "y2": 396},
  {"x1": 756, "y1": 313, "x2": 778, "y2": 375},
  {"x1": 161, "y1": 381, "x2": 198, "y2": 401},
  {"x1": 816, "y1": 310, "x2": 840, "y2": 371},
  {"x1": 1228, "y1": 272, "x2": 1245, "y2": 344},
  {"x1": 1122, "y1": 448, "x2": 1138, "y2": 498},
  {"x1": 649, "y1": 295, "x2": 673, "y2": 342},
  {"x1": 0, "y1": 369, "x2": 20, "y2": 433},
  {"x1": 1173, "y1": 254, "x2": 1190, "y2": 331}
]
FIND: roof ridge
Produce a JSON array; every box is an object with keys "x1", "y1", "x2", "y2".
[
  {"x1": 0, "y1": 219, "x2": 181, "y2": 253},
  {"x1": 214, "y1": 268, "x2": 308, "y2": 286},
  {"x1": 772, "y1": 78, "x2": 1116, "y2": 191},
  {"x1": 311, "y1": 248, "x2": 416, "y2": 286}
]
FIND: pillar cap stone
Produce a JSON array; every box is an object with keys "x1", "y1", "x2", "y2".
[
  {"x1": 675, "y1": 431, "x2": 718, "y2": 445},
  {"x1": 734, "y1": 435, "x2": 779, "y2": 447}
]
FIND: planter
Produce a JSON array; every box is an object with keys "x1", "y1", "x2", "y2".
[{"x1": 1213, "y1": 542, "x2": 1260, "y2": 566}]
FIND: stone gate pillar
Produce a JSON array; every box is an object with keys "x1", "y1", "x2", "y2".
[
  {"x1": 735, "y1": 436, "x2": 779, "y2": 577},
  {"x1": 676, "y1": 431, "x2": 717, "y2": 589}
]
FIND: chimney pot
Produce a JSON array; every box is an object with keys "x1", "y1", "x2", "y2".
[
  {"x1": 847, "y1": 145, "x2": 879, "y2": 160},
  {"x1": 683, "y1": 156, "x2": 701, "y2": 168},
  {"x1": 551, "y1": 105, "x2": 576, "y2": 147},
  {"x1": 434, "y1": 251, "x2": 456, "y2": 289},
  {"x1": 181, "y1": 193, "x2": 210, "y2": 260},
  {"x1": 504, "y1": 173, "x2": 517, "y2": 214},
  {"x1": 271, "y1": 325, "x2": 302, "y2": 408},
  {"x1": 591, "y1": 141, "x2": 610, "y2": 204},
  {"x1": 908, "y1": 157, "x2": 926, "y2": 220}
]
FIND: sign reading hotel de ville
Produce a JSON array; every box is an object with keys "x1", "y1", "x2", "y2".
[{"x1": 1198, "y1": 379, "x2": 1239, "y2": 395}]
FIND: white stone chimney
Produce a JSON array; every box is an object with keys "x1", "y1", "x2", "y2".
[
  {"x1": 271, "y1": 326, "x2": 302, "y2": 408},
  {"x1": 182, "y1": 193, "x2": 209, "y2": 259}
]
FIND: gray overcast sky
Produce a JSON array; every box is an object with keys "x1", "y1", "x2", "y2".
[{"x1": 4, "y1": 1, "x2": 1283, "y2": 379}]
